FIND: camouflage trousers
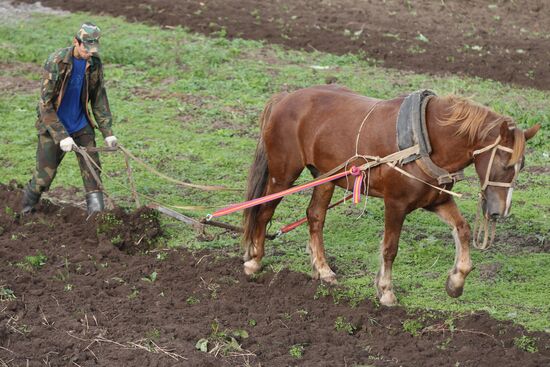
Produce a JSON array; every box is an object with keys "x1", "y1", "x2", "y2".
[{"x1": 28, "y1": 124, "x2": 102, "y2": 194}]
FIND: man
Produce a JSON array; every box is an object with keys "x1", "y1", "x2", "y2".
[{"x1": 21, "y1": 23, "x2": 117, "y2": 215}]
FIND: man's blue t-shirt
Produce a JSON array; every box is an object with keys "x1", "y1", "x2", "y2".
[{"x1": 57, "y1": 57, "x2": 88, "y2": 134}]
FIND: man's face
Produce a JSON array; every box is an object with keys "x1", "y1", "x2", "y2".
[{"x1": 73, "y1": 38, "x2": 93, "y2": 60}]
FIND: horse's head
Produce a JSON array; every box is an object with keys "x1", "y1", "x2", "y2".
[{"x1": 473, "y1": 121, "x2": 540, "y2": 219}]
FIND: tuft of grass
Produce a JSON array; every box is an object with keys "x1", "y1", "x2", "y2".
[
  {"x1": 17, "y1": 252, "x2": 48, "y2": 271},
  {"x1": 141, "y1": 271, "x2": 158, "y2": 283},
  {"x1": 128, "y1": 286, "x2": 140, "y2": 299},
  {"x1": 289, "y1": 344, "x2": 305, "y2": 358},
  {"x1": 97, "y1": 213, "x2": 123, "y2": 234},
  {"x1": 402, "y1": 318, "x2": 424, "y2": 337},
  {"x1": 156, "y1": 252, "x2": 168, "y2": 261},
  {"x1": 186, "y1": 295, "x2": 200, "y2": 305},
  {"x1": 514, "y1": 335, "x2": 539, "y2": 353},
  {"x1": 335, "y1": 316, "x2": 357, "y2": 335},
  {"x1": 195, "y1": 320, "x2": 250, "y2": 356},
  {"x1": 0, "y1": 286, "x2": 16, "y2": 301}
]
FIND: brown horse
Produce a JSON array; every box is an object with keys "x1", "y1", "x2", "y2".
[{"x1": 242, "y1": 85, "x2": 540, "y2": 306}]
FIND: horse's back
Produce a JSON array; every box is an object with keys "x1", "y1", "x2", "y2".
[{"x1": 264, "y1": 85, "x2": 402, "y2": 171}]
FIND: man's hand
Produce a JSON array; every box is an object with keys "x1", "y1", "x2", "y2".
[
  {"x1": 59, "y1": 137, "x2": 76, "y2": 152},
  {"x1": 105, "y1": 136, "x2": 118, "y2": 148}
]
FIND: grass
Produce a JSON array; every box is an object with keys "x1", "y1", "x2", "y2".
[
  {"x1": 15, "y1": 252, "x2": 48, "y2": 271},
  {"x1": 0, "y1": 286, "x2": 16, "y2": 302},
  {"x1": 0, "y1": 12, "x2": 548, "y2": 331},
  {"x1": 195, "y1": 320, "x2": 250, "y2": 356}
]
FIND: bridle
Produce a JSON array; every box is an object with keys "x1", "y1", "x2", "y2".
[
  {"x1": 472, "y1": 135, "x2": 520, "y2": 192},
  {"x1": 471, "y1": 135, "x2": 522, "y2": 249}
]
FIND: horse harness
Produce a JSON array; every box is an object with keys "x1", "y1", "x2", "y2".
[{"x1": 396, "y1": 90, "x2": 465, "y2": 185}]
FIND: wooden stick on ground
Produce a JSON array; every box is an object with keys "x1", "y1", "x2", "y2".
[
  {"x1": 148, "y1": 204, "x2": 204, "y2": 231},
  {"x1": 150, "y1": 204, "x2": 278, "y2": 240}
]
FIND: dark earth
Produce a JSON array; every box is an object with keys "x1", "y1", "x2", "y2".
[
  {"x1": 16, "y1": 0, "x2": 550, "y2": 91},
  {"x1": 2, "y1": 1, "x2": 550, "y2": 365},
  {"x1": 1, "y1": 183, "x2": 549, "y2": 366}
]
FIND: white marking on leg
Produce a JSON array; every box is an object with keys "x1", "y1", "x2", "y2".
[
  {"x1": 452, "y1": 227, "x2": 460, "y2": 270},
  {"x1": 378, "y1": 262, "x2": 392, "y2": 290},
  {"x1": 378, "y1": 262, "x2": 396, "y2": 305}
]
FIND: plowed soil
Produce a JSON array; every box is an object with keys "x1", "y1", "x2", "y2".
[
  {"x1": 1, "y1": 183, "x2": 549, "y2": 366},
  {"x1": 15, "y1": 0, "x2": 550, "y2": 90}
]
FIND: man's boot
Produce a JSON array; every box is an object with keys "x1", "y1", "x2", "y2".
[
  {"x1": 21, "y1": 184, "x2": 41, "y2": 214},
  {"x1": 86, "y1": 191, "x2": 105, "y2": 215}
]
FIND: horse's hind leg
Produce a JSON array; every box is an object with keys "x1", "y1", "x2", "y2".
[
  {"x1": 427, "y1": 198, "x2": 472, "y2": 298},
  {"x1": 375, "y1": 199, "x2": 407, "y2": 306},
  {"x1": 244, "y1": 172, "x2": 301, "y2": 275},
  {"x1": 306, "y1": 182, "x2": 337, "y2": 284},
  {"x1": 244, "y1": 196, "x2": 281, "y2": 275}
]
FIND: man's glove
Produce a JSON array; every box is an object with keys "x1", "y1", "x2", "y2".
[
  {"x1": 59, "y1": 137, "x2": 76, "y2": 152},
  {"x1": 105, "y1": 136, "x2": 118, "y2": 148}
]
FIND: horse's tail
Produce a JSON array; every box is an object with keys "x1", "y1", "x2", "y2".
[{"x1": 242, "y1": 92, "x2": 287, "y2": 258}]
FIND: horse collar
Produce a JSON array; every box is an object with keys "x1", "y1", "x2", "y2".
[{"x1": 396, "y1": 90, "x2": 465, "y2": 185}]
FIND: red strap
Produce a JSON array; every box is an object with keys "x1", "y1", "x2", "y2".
[
  {"x1": 278, "y1": 193, "x2": 354, "y2": 234},
  {"x1": 209, "y1": 167, "x2": 359, "y2": 219}
]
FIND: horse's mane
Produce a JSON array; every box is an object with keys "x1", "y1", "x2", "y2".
[{"x1": 436, "y1": 95, "x2": 525, "y2": 165}]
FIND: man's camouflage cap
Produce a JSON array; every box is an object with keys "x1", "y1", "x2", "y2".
[{"x1": 76, "y1": 23, "x2": 101, "y2": 54}]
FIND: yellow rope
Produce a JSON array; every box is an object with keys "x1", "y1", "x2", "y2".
[
  {"x1": 117, "y1": 145, "x2": 239, "y2": 192},
  {"x1": 74, "y1": 147, "x2": 217, "y2": 211}
]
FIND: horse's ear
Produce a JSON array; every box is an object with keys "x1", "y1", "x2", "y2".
[{"x1": 524, "y1": 123, "x2": 541, "y2": 141}]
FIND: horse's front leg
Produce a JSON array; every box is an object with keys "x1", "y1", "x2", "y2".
[
  {"x1": 307, "y1": 183, "x2": 337, "y2": 283},
  {"x1": 375, "y1": 201, "x2": 407, "y2": 306},
  {"x1": 428, "y1": 198, "x2": 473, "y2": 298}
]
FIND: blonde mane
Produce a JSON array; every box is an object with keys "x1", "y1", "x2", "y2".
[{"x1": 437, "y1": 95, "x2": 525, "y2": 165}]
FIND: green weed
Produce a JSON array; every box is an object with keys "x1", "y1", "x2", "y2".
[
  {"x1": 335, "y1": 316, "x2": 357, "y2": 335},
  {"x1": 0, "y1": 286, "x2": 16, "y2": 301},
  {"x1": 17, "y1": 252, "x2": 48, "y2": 271},
  {"x1": 156, "y1": 252, "x2": 168, "y2": 261},
  {"x1": 402, "y1": 319, "x2": 424, "y2": 337},
  {"x1": 195, "y1": 320, "x2": 250, "y2": 356},
  {"x1": 97, "y1": 213, "x2": 123, "y2": 234},
  {"x1": 147, "y1": 328, "x2": 161, "y2": 341},
  {"x1": 289, "y1": 344, "x2": 305, "y2": 358},
  {"x1": 514, "y1": 335, "x2": 538, "y2": 353},
  {"x1": 141, "y1": 271, "x2": 158, "y2": 283},
  {"x1": 186, "y1": 296, "x2": 200, "y2": 305},
  {"x1": 128, "y1": 286, "x2": 140, "y2": 299},
  {"x1": 314, "y1": 284, "x2": 330, "y2": 300},
  {"x1": 111, "y1": 234, "x2": 123, "y2": 246}
]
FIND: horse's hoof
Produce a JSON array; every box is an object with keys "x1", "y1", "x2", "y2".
[
  {"x1": 311, "y1": 269, "x2": 320, "y2": 280},
  {"x1": 321, "y1": 275, "x2": 338, "y2": 285},
  {"x1": 445, "y1": 275, "x2": 464, "y2": 298},
  {"x1": 244, "y1": 259, "x2": 261, "y2": 275},
  {"x1": 318, "y1": 269, "x2": 337, "y2": 284},
  {"x1": 379, "y1": 291, "x2": 397, "y2": 306}
]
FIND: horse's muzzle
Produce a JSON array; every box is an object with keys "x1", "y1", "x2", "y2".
[{"x1": 481, "y1": 196, "x2": 504, "y2": 219}]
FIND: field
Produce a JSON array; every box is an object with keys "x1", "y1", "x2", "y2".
[{"x1": 0, "y1": 1, "x2": 549, "y2": 365}]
